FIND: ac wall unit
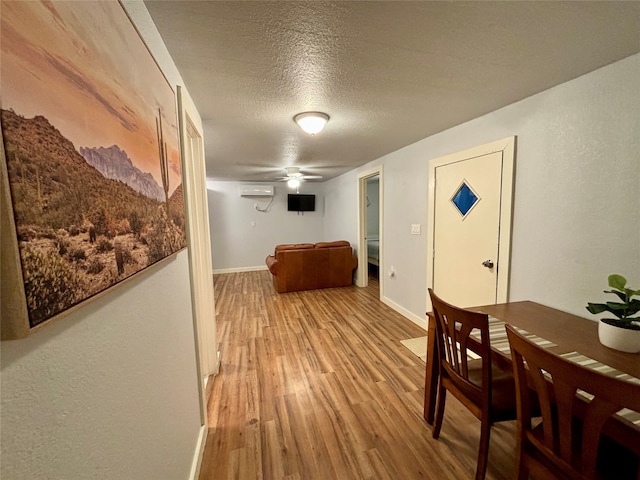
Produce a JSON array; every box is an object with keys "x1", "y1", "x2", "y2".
[{"x1": 239, "y1": 185, "x2": 274, "y2": 197}]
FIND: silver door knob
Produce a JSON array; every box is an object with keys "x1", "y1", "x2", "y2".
[{"x1": 482, "y1": 260, "x2": 494, "y2": 268}]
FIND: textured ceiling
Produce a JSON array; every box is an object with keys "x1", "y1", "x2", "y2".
[{"x1": 144, "y1": 1, "x2": 640, "y2": 183}]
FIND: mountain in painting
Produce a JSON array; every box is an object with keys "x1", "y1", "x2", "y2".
[
  {"x1": 1, "y1": 108, "x2": 159, "y2": 230},
  {"x1": 1, "y1": 108, "x2": 187, "y2": 327},
  {"x1": 79, "y1": 145, "x2": 165, "y2": 201}
]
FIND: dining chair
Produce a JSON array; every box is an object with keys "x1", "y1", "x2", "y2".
[
  {"x1": 505, "y1": 324, "x2": 640, "y2": 480},
  {"x1": 428, "y1": 289, "x2": 519, "y2": 480}
]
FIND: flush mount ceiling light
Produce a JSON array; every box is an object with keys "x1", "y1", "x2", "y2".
[{"x1": 293, "y1": 111, "x2": 329, "y2": 135}]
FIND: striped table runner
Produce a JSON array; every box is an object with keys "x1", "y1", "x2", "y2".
[
  {"x1": 467, "y1": 317, "x2": 557, "y2": 359},
  {"x1": 467, "y1": 319, "x2": 640, "y2": 426},
  {"x1": 559, "y1": 351, "x2": 640, "y2": 426}
]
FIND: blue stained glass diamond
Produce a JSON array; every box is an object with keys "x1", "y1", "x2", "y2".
[{"x1": 452, "y1": 182, "x2": 478, "y2": 217}]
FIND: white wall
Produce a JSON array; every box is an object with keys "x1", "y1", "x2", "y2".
[
  {"x1": 324, "y1": 54, "x2": 640, "y2": 323},
  {"x1": 0, "y1": 3, "x2": 203, "y2": 479},
  {"x1": 207, "y1": 181, "x2": 325, "y2": 271},
  {"x1": 323, "y1": 170, "x2": 360, "y2": 251}
]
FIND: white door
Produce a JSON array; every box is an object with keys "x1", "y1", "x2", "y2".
[
  {"x1": 178, "y1": 87, "x2": 218, "y2": 427},
  {"x1": 433, "y1": 152, "x2": 501, "y2": 307},
  {"x1": 427, "y1": 137, "x2": 515, "y2": 309},
  {"x1": 185, "y1": 119, "x2": 218, "y2": 379}
]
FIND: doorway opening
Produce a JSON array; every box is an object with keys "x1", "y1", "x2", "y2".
[
  {"x1": 357, "y1": 166, "x2": 383, "y2": 299},
  {"x1": 366, "y1": 176, "x2": 380, "y2": 282}
]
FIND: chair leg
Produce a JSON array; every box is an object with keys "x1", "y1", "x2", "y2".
[
  {"x1": 516, "y1": 459, "x2": 528, "y2": 480},
  {"x1": 514, "y1": 441, "x2": 527, "y2": 480},
  {"x1": 475, "y1": 420, "x2": 491, "y2": 480},
  {"x1": 432, "y1": 384, "x2": 446, "y2": 439},
  {"x1": 516, "y1": 445, "x2": 528, "y2": 480}
]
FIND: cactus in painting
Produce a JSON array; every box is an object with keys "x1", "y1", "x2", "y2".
[
  {"x1": 156, "y1": 108, "x2": 170, "y2": 207},
  {"x1": 114, "y1": 237, "x2": 124, "y2": 275}
]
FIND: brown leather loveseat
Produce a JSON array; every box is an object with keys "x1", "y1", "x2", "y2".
[{"x1": 265, "y1": 241, "x2": 358, "y2": 293}]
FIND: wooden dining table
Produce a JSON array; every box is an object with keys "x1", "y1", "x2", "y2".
[{"x1": 423, "y1": 301, "x2": 640, "y2": 453}]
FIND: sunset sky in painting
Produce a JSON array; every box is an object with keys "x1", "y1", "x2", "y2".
[{"x1": 0, "y1": 0, "x2": 181, "y2": 194}]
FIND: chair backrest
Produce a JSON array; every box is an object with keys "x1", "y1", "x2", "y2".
[
  {"x1": 505, "y1": 324, "x2": 640, "y2": 479},
  {"x1": 428, "y1": 288, "x2": 492, "y2": 410}
]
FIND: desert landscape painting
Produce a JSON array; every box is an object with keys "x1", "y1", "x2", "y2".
[{"x1": 1, "y1": 1, "x2": 186, "y2": 329}]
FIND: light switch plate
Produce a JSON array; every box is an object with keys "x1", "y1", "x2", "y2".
[{"x1": 411, "y1": 224, "x2": 421, "y2": 235}]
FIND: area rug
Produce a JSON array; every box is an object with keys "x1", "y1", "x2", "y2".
[{"x1": 400, "y1": 336, "x2": 427, "y2": 363}]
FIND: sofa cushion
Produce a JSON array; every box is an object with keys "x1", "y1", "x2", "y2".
[
  {"x1": 314, "y1": 240, "x2": 350, "y2": 249},
  {"x1": 274, "y1": 243, "x2": 315, "y2": 253}
]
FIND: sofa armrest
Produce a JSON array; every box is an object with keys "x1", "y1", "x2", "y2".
[{"x1": 266, "y1": 255, "x2": 278, "y2": 275}]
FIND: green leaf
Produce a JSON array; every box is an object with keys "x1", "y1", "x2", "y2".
[
  {"x1": 627, "y1": 288, "x2": 640, "y2": 298},
  {"x1": 606, "y1": 302, "x2": 627, "y2": 311},
  {"x1": 605, "y1": 302, "x2": 626, "y2": 318},
  {"x1": 604, "y1": 289, "x2": 627, "y2": 302},
  {"x1": 608, "y1": 274, "x2": 627, "y2": 290},
  {"x1": 627, "y1": 299, "x2": 640, "y2": 317},
  {"x1": 586, "y1": 303, "x2": 609, "y2": 315}
]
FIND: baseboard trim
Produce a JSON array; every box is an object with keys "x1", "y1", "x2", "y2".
[
  {"x1": 213, "y1": 266, "x2": 269, "y2": 274},
  {"x1": 189, "y1": 425, "x2": 207, "y2": 480},
  {"x1": 381, "y1": 296, "x2": 428, "y2": 331}
]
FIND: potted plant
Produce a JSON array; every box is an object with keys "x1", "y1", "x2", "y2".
[{"x1": 586, "y1": 274, "x2": 640, "y2": 353}]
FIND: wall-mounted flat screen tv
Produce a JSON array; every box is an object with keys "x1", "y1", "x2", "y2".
[{"x1": 288, "y1": 194, "x2": 315, "y2": 212}]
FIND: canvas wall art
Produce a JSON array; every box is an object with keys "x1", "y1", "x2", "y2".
[{"x1": 0, "y1": 0, "x2": 186, "y2": 338}]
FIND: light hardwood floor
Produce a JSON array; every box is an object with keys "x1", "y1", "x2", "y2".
[{"x1": 199, "y1": 271, "x2": 516, "y2": 479}]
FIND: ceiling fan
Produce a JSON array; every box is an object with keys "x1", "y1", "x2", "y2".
[{"x1": 277, "y1": 167, "x2": 323, "y2": 186}]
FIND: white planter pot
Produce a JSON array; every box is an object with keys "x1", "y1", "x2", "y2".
[{"x1": 598, "y1": 320, "x2": 640, "y2": 353}]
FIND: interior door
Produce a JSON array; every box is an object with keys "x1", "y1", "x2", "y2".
[
  {"x1": 178, "y1": 86, "x2": 217, "y2": 427},
  {"x1": 432, "y1": 152, "x2": 503, "y2": 307}
]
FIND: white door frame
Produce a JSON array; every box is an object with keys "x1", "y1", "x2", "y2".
[
  {"x1": 356, "y1": 166, "x2": 383, "y2": 296},
  {"x1": 426, "y1": 136, "x2": 516, "y2": 311},
  {"x1": 177, "y1": 86, "x2": 218, "y2": 428}
]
